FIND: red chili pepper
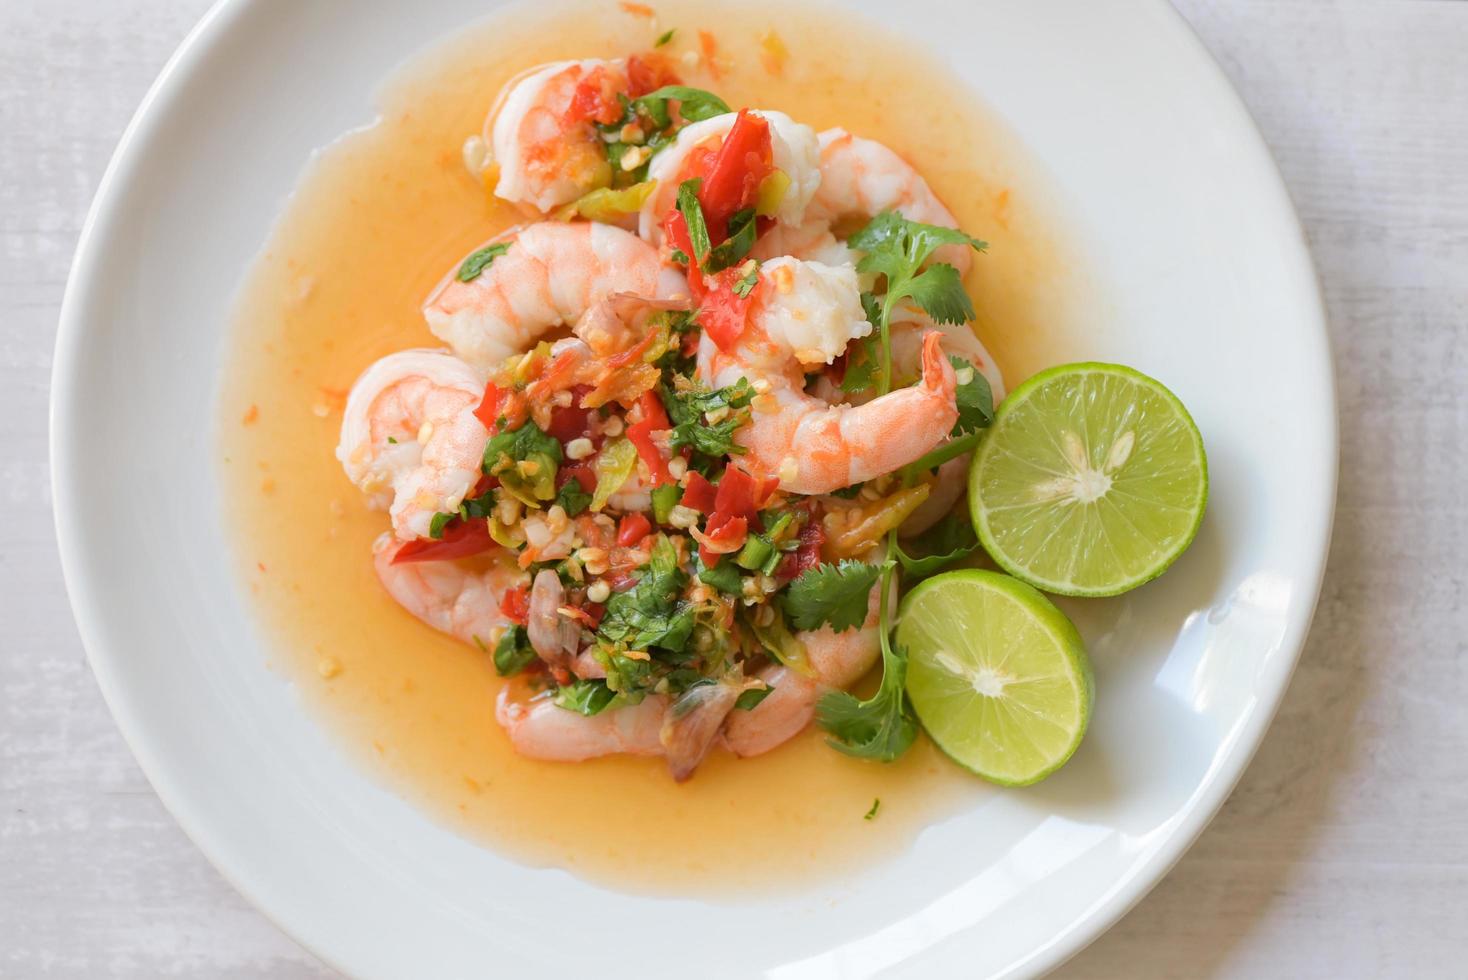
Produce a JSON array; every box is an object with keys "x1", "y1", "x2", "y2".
[
  {"x1": 617, "y1": 512, "x2": 653, "y2": 547},
  {"x1": 546, "y1": 384, "x2": 595, "y2": 443},
  {"x1": 697, "y1": 267, "x2": 758, "y2": 352},
  {"x1": 474, "y1": 381, "x2": 505, "y2": 432},
  {"x1": 564, "y1": 66, "x2": 622, "y2": 125},
  {"x1": 792, "y1": 515, "x2": 825, "y2": 575},
  {"x1": 562, "y1": 604, "x2": 606, "y2": 629},
  {"x1": 697, "y1": 513, "x2": 749, "y2": 565},
  {"x1": 499, "y1": 584, "x2": 531, "y2": 625},
  {"x1": 391, "y1": 520, "x2": 498, "y2": 565},
  {"x1": 712, "y1": 463, "x2": 776, "y2": 525},
  {"x1": 626, "y1": 390, "x2": 674, "y2": 486},
  {"x1": 557, "y1": 460, "x2": 596, "y2": 493},
  {"x1": 681, "y1": 471, "x2": 718, "y2": 511},
  {"x1": 697, "y1": 109, "x2": 773, "y2": 240},
  {"x1": 626, "y1": 53, "x2": 680, "y2": 97}
]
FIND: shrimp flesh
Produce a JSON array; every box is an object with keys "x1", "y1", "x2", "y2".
[
  {"x1": 372, "y1": 534, "x2": 526, "y2": 648},
  {"x1": 722, "y1": 583, "x2": 884, "y2": 757},
  {"x1": 338, "y1": 349, "x2": 489, "y2": 541},
  {"x1": 481, "y1": 59, "x2": 627, "y2": 212},
  {"x1": 698, "y1": 258, "x2": 958, "y2": 495},
  {"x1": 423, "y1": 221, "x2": 688, "y2": 371},
  {"x1": 496, "y1": 667, "x2": 756, "y2": 779},
  {"x1": 805, "y1": 127, "x2": 972, "y2": 276},
  {"x1": 638, "y1": 109, "x2": 821, "y2": 245}
]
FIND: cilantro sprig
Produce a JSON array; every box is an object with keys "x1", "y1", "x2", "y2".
[
  {"x1": 659, "y1": 377, "x2": 753, "y2": 461},
  {"x1": 782, "y1": 559, "x2": 888, "y2": 632},
  {"x1": 848, "y1": 212, "x2": 986, "y2": 394}
]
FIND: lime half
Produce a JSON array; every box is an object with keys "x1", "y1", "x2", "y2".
[
  {"x1": 969, "y1": 363, "x2": 1207, "y2": 597},
  {"x1": 898, "y1": 570, "x2": 1092, "y2": 786}
]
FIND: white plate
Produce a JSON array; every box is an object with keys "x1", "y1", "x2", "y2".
[{"x1": 52, "y1": 0, "x2": 1335, "y2": 976}]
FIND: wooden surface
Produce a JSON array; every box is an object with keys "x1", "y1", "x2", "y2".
[{"x1": 3, "y1": 1, "x2": 1464, "y2": 976}]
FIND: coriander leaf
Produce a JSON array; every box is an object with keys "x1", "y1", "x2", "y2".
[
  {"x1": 949, "y1": 354, "x2": 994, "y2": 435},
  {"x1": 599, "y1": 648, "x2": 654, "y2": 701},
  {"x1": 660, "y1": 378, "x2": 752, "y2": 460},
  {"x1": 598, "y1": 535, "x2": 696, "y2": 651},
  {"x1": 553, "y1": 678, "x2": 618, "y2": 716},
  {"x1": 669, "y1": 247, "x2": 691, "y2": 266},
  {"x1": 635, "y1": 85, "x2": 731, "y2": 122},
  {"x1": 428, "y1": 512, "x2": 454, "y2": 539},
  {"x1": 864, "y1": 798, "x2": 881, "y2": 820},
  {"x1": 554, "y1": 478, "x2": 592, "y2": 517},
  {"x1": 817, "y1": 641, "x2": 917, "y2": 761},
  {"x1": 898, "y1": 263, "x2": 974, "y2": 325},
  {"x1": 704, "y1": 207, "x2": 758, "y2": 272},
  {"x1": 782, "y1": 560, "x2": 886, "y2": 632},
  {"x1": 493, "y1": 625, "x2": 537, "y2": 677},
  {"x1": 735, "y1": 686, "x2": 773, "y2": 711},
  {"x1": 457, "y1": 242, "x2": 510, "y2": 283},
  {"x1": 676, "y1": 178, "x2": 712, "y2": 264},
  {"x1": 694, "y1": 553, "x2": 743, "y2": 594},
  {"x1": 840, "y1": 333, "x2": 878, "y2": 394},
  {"x1": 894, "y1": 512, "x2": 980, "y2": 578},
  {"x1": 483, "y1": 418, "x2": 563, "y2": 471},
  {"x1": 655, "y1": 28, "x2": 675, "y2": 47}
]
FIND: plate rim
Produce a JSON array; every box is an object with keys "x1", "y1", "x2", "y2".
[{"x1": 49, "y1": 1, "x2": 1339, "y2": 976}]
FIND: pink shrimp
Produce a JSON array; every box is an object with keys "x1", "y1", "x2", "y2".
[
  {"x1": 372, "y1": 534, "x2": 526, "y2": 647},
  {"x1": 722, "y1": 584, "x2": 885, "y2": 757},
  {"x1": 697, "y1": 257, "x2": 958, "y2": 495},
  {"x1": 423, "y1": 221, "x2": 688, "y2": 371},
  {"x1": 479, "y1": 59, "x2": 628, "y2": 212},
  {"x1": 337, "y1": 349, "x2": 489, "y2": 541}
]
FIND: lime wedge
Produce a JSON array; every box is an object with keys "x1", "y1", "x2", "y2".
[
  {"x1": 898, "y1": 570, "x2": 1092, "y2": 785},
  {"x1": 969, "y1": 363, "x2": 1207, "y2": 597}
]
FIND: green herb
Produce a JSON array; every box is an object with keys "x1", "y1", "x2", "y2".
[
  {"x1": 669, "y1": 248, "x2": 691, "y2": 266},
  {"x1": 651, "y1": 482, "x2": 683, "y2": 524},
  {"x1": 676, "y1": 178, "x2": 712, "y2": 265},
  {"x1": 554, "y1": 478, "x2": 592, "y2": 517},
  {"x1": 735, "y1": 686, "x2": 773, "y2": 711},
  {"x1": 733, "y1": 262, "x2": 760, "y2": 298},
  {"x1": 386, "y1": 436, "x2": 398, "y2": 444},
  {"x1": 894, "y1": 512, "x2": 980, "y2": 579},
  {"x1": 830, "y1": 482, "x2": 864, "y2": 499},
  {"x1": 482, "y1": 418, "x2": 563, "y2": 471},
  {"x1": 840, "y1": 335, "x2": 879, "y2": 395},
  {"x1": 655, "y1": 27, "x2": 675, "y2": 46},
  {"x1": 660, "y1": 378, "x2": 753, "y2": 460},
  {"x1": 694, "y1": 554, "x2": 743, "y2": 594},
  {"x1": 428, "y1": 512, "x2": 454, "y2": 539},
  {"x1": 704, "y1": 207, "x2": 758, "y2": 272},
  {"x1": 900, "y1": 429, "x2": 981, "y2": 484},
  {"x1": 848, "y1": 212, "x2": 986, "y2": 394},
  {"x1": 746, "y1": 604, "x2": 810, "y2": 671},
  {"x1": 599, "y1": 648, "x2": 654, "y2": 702},
  {"x1": 817, "y1": 608, "x2": 917, "y2": 760},
  {"x1": 553, "y1": 678, "x2": 618, "y2": 716},
  {"x1": 456, "y1": 242, "x2": 510, "y2": 283},
  {"x1": 864, "y1": 798, "x2": 881, "y2": 820},
  {"x1": 493, "y1": 625, "x2": 537, "y2": 677},
  {"x1": 782, "y1": 559, "x2": 887, "y2": 632},
  {"x1": 634, "y1": 85, "x2": 731, "y2": 123},
  {"x1": 461, "y1": 487, "x2": 498, "y2": 519},
  {"x1": 950, "y1": 355, "x2": 994, "y2": 435},
  {"x1": 598, "y1": 536, "x2": 696, "y2": 652}
]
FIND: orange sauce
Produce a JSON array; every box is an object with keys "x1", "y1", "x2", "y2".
[{"x1": 219, "y1": 0, "x2": 1087, "y2": 894}]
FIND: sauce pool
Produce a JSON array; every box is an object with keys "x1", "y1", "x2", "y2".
[{"x1": 219, "y1": 0, "x2": 1089, "y2": 895}]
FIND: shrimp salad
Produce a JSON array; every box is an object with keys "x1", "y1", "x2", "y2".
[{"x1": 337, "y1": 50, "x2": 1005, "y2": 781}]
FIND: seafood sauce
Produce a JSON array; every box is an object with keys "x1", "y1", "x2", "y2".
[{"x1": 219, "y1": 0, "x2": 1089, "y2": 894}]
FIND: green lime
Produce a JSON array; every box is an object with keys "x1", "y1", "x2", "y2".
[
  {"x1": 969, "y1": 363, "x2": 1207, "y2": 597},
  {"x1": 897, "y1": 569, "x2": 1092, "y2": 786}
]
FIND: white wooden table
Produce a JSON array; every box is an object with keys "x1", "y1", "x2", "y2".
[{"x1": 3, "y1": 1, "x2": 1464, "y2": 975}]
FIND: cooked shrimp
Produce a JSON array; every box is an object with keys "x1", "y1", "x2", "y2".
[
  {"x1": 804, "y1": 127, "x2": 971, "y2": 276},
  {"x1": 722, "y1": 583, "x2": 884, "y2": 757},
  {"x1": 497, "y1": 688, "x2": 669, "y2": 761},
  {"x1": 496, "y1": 667, "x2": 753, "y2": 779},
  {"x1": 338, "y1": 349, "x2": 489, "y2": 541},
  {"x1": 889, "y1": 311, "x2": 1006, "y2": 536},
  {"x1": 638, "y1": 109, "x2": 821, "y2": 244},
  {"x1": 423, "y1": 221, "x2": 688, "y2": 371},
  {"x1": 482, "y1": 59, "x2": 627, "y2": 212},
  {"x1": 698, "y1": 257, "x2": 958, "y2": 495},
  {"x1": 372, "y1": 534, "x2": 526, "y2": 647}
]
